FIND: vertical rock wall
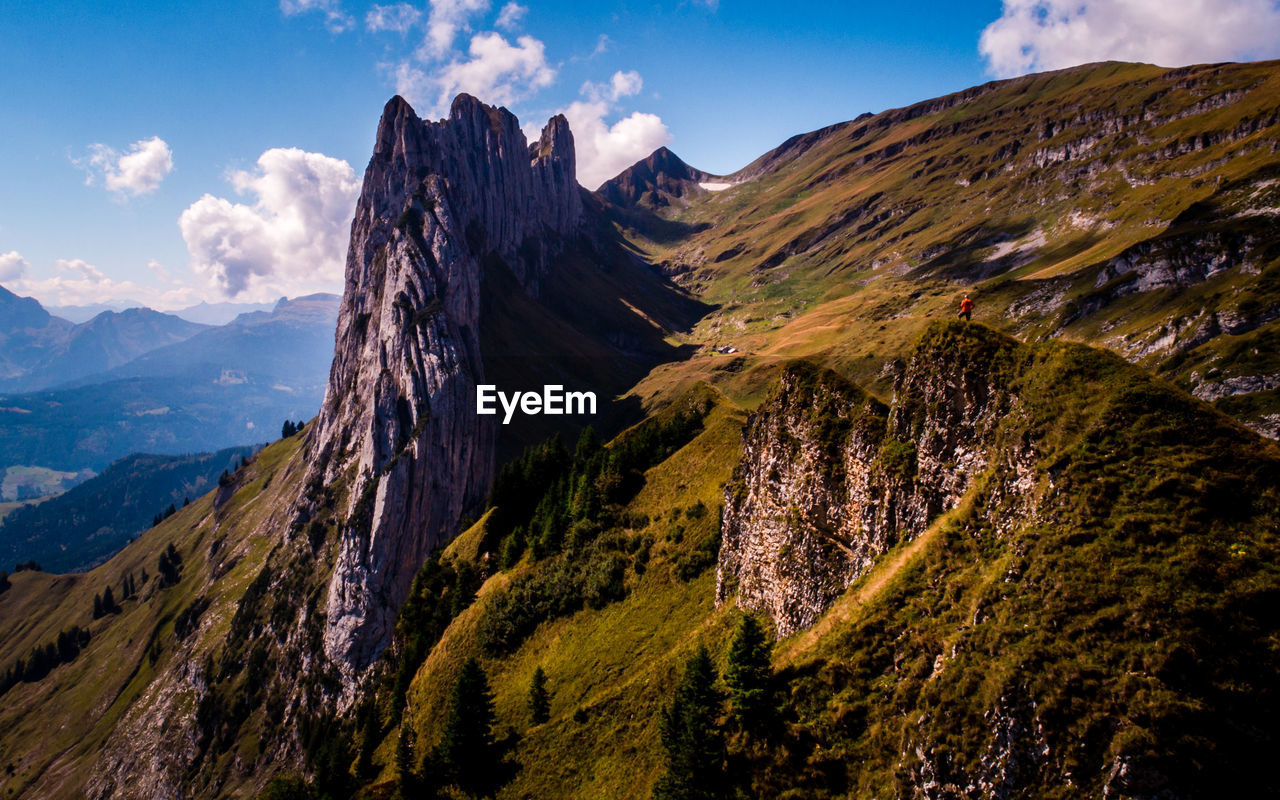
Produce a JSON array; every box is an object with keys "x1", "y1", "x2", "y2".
[
  {"x1": 718, "y1": 326, "x2": 1034, "y2": 635},
  {"x1": 305, "y1": 94, "x2": 582, "y2": 679}
]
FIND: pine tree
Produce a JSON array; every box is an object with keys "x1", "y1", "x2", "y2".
[
  {"x1": 282, "y1": 420, "x2": 297, "y2": 438},
  {"x1": 574, "y1": 425, "x2": 600, "y2": 463},
  {"x1": 438, "y1": 657, "x2": 496, "y2": 795},
  {"x1": 92, "y1": 593, "x2": 103, "y2": 619},
  {"x1": 724, "y1": 614, "x2": 774, "y2": 731},
  {"x1": 653, "y1": 647, "x2": 725, "y2": 800},
  {"x1": 529, "y1": 666, "x2": 551, "y2": 725},
  {"x1": 102, "y1": 585, "x2": 117, "y2": 614}
]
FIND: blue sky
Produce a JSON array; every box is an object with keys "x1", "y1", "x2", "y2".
[{"x1": 2, "y1": 0, "x2": 1279, "y2": 308}]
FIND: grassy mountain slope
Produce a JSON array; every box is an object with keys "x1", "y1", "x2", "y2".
[
  {"x1": 372, "y1": 321, "x2": 1279, "y2": 799},
  {"x1": 0, "y1": 432, "x2": 308, "y2": 798},
  {"x1": 612, "y1": 60, "x2": 1280, "y2": 434},
  {"x1": 3, "y1": 61, "x2": 1280, "y2": 800},
  {"x1": 0, "y1": 445, "x2": 259, "y2": 573}
]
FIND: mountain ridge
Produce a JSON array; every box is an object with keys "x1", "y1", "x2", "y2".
[{"x1": 2, "y1": 61, "x2": 1280, "y2": 799}]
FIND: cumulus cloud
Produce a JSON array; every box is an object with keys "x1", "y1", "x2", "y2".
[
  {"x1": 562, "y1": 71, "x2": 671, "y2": 190},
  {"x1": 280, "y1": 0, "x2": 354, "y2": 32},
  {"x1": 980, "y1": 0, "x2": 1280, "y2": 78},
  {"x1": 0, "y1": 251, "x2": 29, "y2": 282},
  {"x1": 421, "y1": 0, "x2": 491, "y2": 58},
  {"x1": 178, "y1": 148, "x2": 360, "y2": 300},
  {"x1": 77, "y1": 136, "x2": 174, "y2": 198},
  {"x1": 495, "y1": 1, "x2": 526, "y2": 30},
  {"x1": 425, "y1": 32, "x2": 555, "y2": 111},
  {"x1": 366, "y1": 2, "x2": 422, "y2": 32},
  {"x1": 582, "y1": 69, "x2": 643, "y2": 103}
]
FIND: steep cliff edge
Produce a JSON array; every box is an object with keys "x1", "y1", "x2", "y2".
[
  {"x1": 301, "y1": 94, "x2": 584, "y2": 680},
  {"x1": 718, "y1": 326, "x2": 1033, "y2": 634},
  {"x1": 718, "y1": 322, "x2": 1280, "y2": 797}
]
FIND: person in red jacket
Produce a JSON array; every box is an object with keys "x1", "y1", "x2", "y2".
[{"x1": 958, "y1": 294, "x2": 974, "y2": 321}]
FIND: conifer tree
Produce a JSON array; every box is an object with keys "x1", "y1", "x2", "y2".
[
  {"x1": 102, "y1": 585, "x2": 116, "y2": 614},
  {"x1": 529, "y1": 666, "x2": 550, "y2": 724},
  {"x1": 439, "y1": 657, "x2": 496, "y2": 795},
  {"x1": 724, "y1": 615, "x2": 774, "y2": 731},
  {"x1": 92, "y1": 593, "x2": 103, "y2": 619},
  {"x1": 653, "y1": 647, "x2": 726, "y2": 800}
]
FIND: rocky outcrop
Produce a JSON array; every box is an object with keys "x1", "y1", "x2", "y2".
[
  {"x1": 302, "y1": 94, "x2": 583, "y2": 684},
  {"x1": 717, "y1": 325, "x2": 1036, "y2": 635}
]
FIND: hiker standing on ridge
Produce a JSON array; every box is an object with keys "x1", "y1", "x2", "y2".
[{"x1": 958, "y1": 293, "x2": 974, "y2": 321}]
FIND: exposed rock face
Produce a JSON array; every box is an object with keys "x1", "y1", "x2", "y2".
[
  {"x1": 305, "y1": 94, "x2": 582, "y2": 681},
  {"x1": 718, "y1": 327, "x2": 1035, "y2": 635}
]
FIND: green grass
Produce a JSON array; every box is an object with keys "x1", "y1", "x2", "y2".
[
  {"x1": 364, "y1": 322, "x2": 1280, "y2": 798},
  {"x1": 7, "y1": 59, "x2": 1280, "y2": 800},
  {"x1": 0, "y1": 433, "x2": 309, "y2": 798}
]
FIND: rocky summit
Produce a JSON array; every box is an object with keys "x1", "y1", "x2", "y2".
[
  {"x1": 2, "y1": 60, "x2": 1280, "y2": 800},
  {"x1": 304, "y1": 94, "x2": 583, "y2": 682}
]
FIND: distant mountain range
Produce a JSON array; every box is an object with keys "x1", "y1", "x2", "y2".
[
  {"x1": 0, "y1": 287, "x2": 207, "y2": 394},
  {"x1": 0, "y1": 291, "x2": 338, "y2": 474},
  {"x1": 49, "y1": 299, "x2": 276, "y2": 325},
  {"x1": 0, "y1": 445, "x2": 258, "y2": 573}
]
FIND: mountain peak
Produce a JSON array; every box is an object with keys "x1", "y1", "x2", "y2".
[
  {"x1": 598, "y1": 145, "x2": 719, "y2": 208},
  {"x1": 0, "y1": 283, "x2": 50, "y2": 331},
  {"x1": 306, "y1": 93, "x2": 585, "y2": 682}
]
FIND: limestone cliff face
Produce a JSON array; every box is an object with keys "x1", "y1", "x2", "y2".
[
  {"x1": 718, "y1": 328, "x2": 1036, "y2": 635},
  {"x1": 305, "y1": 94, "x2": 582, "y2": 679}
]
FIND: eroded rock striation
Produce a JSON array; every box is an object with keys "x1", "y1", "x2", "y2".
[
  {"x1": 304, "y1": 94, "x2": 583, "y2": 680},
  {"x1": 718, "y1": 325, "x2": 1036, "y2": 635}
]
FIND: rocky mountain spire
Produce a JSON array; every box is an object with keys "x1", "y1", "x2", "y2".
[{"x1": 304, "y1": 94, "x2": 582, "y2": 683}]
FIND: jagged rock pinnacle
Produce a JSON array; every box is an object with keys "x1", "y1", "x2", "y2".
[{"x1": 303, "y1": 93, "x2": 583, "y2": 690}]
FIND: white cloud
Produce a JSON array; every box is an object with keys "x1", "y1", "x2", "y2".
[
  {"x1": 584, "y1": 69, "x2": 642, "y2": 102},
  {"x1": 146, "y1": 259, "x2": 173, "y2": 283},
  {"x1": 432, "y1": 32, "x2": 555, "y2": 111},
  {"x1": 421, "y1": 0, "x2": 490, "y2": 59},
  {"x1": 1, "y1": 257, "x2": 198, "y2": 310},
  {"x1": 561, "y1": 71, "x2": 671, "y2": 190},
  {"x1": 178, "y1": 148, "x2": 360, "y2": 301},
  {"x1": 0, "y1": 251, "x2": 28, "y2": 282},
  {"x1": 393, "y1": 62, "x2": 438, "y2": 110},
  {"x1": 77, "y1": 136, "x2": 174, "y2": 198},
  {"x1": 495, "y1": 1, "x2": 526, "y2": 30},
  {"x1": 980, "y1": 0, "x2": 1280, "y2": 78},
  {"x1": 280, "y1": 0, "x2": 354, "y2": 32},
  {"x1": 366, "y1": 2, "x2": 422, "y2": 32},
  {"x1": 55, "y1": 258, "x2": 106, "y2": 282}
]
